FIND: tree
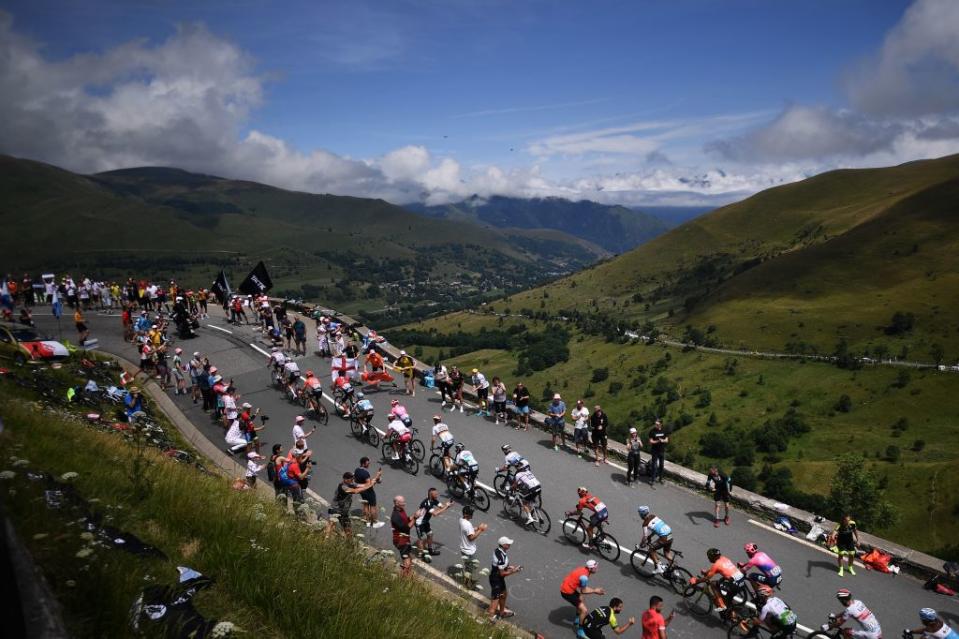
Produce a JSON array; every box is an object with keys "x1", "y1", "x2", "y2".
[
  {"x1": 731, "y1": 467, "x2": 758, "y2": 492},
  {"x1": 930, "y1": 343, "x2": 945, "y2": 366},
  {"x1": 827, "y1": 454, "x2": 899, "y2": 530},
  {"x1": 894, "y1": 370, "x2": 911, "y2": 389},
  {"x1": 835, "y1": 394, "x2": 853, "y2": 413},
  {"x1": 885, "y1": 311, "x2": 915, "y2": 335}
]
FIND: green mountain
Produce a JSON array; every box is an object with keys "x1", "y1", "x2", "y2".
[
  {"x1": 407, "y1": 195, "x2": 671, "y2": 253},
  {"x1": 0, "y1": 156, "x2": 606, "y2": 322}
]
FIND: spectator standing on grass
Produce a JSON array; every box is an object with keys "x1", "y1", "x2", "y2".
[
  {"x1": 512, "y1": 381, "x2": 531, "y2": 431},
  {"x1": 626, "y1": 428, "x2": 644, "y2": 485},
  {"x1": 590, "y1": 405, "x2": 609, "y2": 466},
  {"x1": 647, "y1": 419, "x2": 668, "y2": 486},
  {"x1": 354, "y1": 457, "x2": 385, "y2": 528},
  {"x1": 572, "y1": 399, "x2": 590, "y2": 457},
  {"x1": 391, "y1": 495, "x2": 415, "y2": 577},
  {"x1": 245, "y1": 451, "x2": 265, "y2": 488},
  {"x1": 641, "y1": 596, "x2": 674, "y2": 639},
  {"x1": 547, "y1": 393, "x2": 567, "y2": 452}
]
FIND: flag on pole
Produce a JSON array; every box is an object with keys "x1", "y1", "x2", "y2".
[
  {"x1": 211, "y1": 270, "x2": 231, "y2": 301},
  {"x1": 238, "y1": 261, "x2": 273, "y2": 295},
  {"x1": 51, "y1": 288, "x2": 63, "y2": 319},
  {"x1": 119, "y1": 371, "x2": 133, "y2": 386}
]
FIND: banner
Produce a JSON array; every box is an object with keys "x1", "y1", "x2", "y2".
[
  {"x1": 238, "y1": 261, "x2": 273, "y2": 295},
  {"x1": 211, "y1": 270, "x2": 231, "y2": 300}
]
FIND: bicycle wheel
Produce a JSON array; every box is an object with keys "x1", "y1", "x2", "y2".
[
  {"x1": 471, "y1": 486, "x2": 491, "y2": 512},
  {"x1": 316, "y1": 403, "x2": 329, "y2": 426},
  {"x1": 366, "y1": 427, "x2": 380, "y2": 447},
  {"x1": 409, "y1": 439, "x2": 426, "y2": 462},
  {"x1": 562, "y1": 517, "x2": 586, "y2": 546},
  {"x1": 683, "y1": 582, "x2": 713, "y2": 617},
  {"x1": 503, "y1": 495, "x2": 523, "y2": 519},
  {"x1": 595, "y1": 532, "x2": 621, "y2": 562},
  {"x1": 350, "y1": 416, "x2": 363, "y2": 438},
  {"x1": 381, "y1": 442, "x2": 393, "y2": 461},
  {"x1": 668, "y1": 565, "x2": 693, "y2": 595},
  {"x1": 531, "y1": 507, "x2": 551, "y2": 535},
  {"x1": 631, "y1": 547, "x2": 653, "y2": 577},
  {"x1": 428, "y1": 454, "x2": 444, "y2": 478},
  {"x1": 493, "y1": 473, "x2": 509, "y2": 498},
  {"x1": 403, "y1": 455, "x2": 419, "y2": 475},
  {"x1": 446, "y1": 475, "x2": 465, "y2": 499}
]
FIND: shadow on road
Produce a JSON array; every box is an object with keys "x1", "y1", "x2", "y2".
[
  {"x1": 684, "y1": 510, "x2": 714, "y2": 526},
  {"x1": 805, "y1": 559, "x2": 839, "y2": 577}
]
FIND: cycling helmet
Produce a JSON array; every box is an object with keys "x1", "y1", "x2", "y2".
[
  {"x1": 501, "y1": 443, "x2": 512, "y2": 453},
  {"x1": 836, "y1": 589, "x2": 852, "y2": 601},
  {"x1": 391, "y1": 399, "x2": 399, "y2": 406},
  {"x1": 517, "y1": 460, "x2": 530, "y2": 471},
  {"x1": 577, "y1": 486, "x2": 588, "y2": 495},
  {"x1": 744, "y1": 543, "x2": 758, "y2": 555},
  {"x1": 919, "y1": 609, "x2": 938, "y2": 623},
  {"x1": 271, "y1": 346, "x2": 279, "y2": 352},
  {"x1": 356, "y1": 391, "x2": 365, "y2": 399},
  {"x1": 637, "y1": 505, "x2": 650, "y2": 518},
  {"x1": 706, "y1": 548, "x2": 722, "y2": 562},
  {"x1": 454, "y1": 442, "x2": 464, "y2": 452},
  {"x1": 432, "y1": 415, "x2": 442, "y2": 422},
  {"x1": 305, "y1": 370, "x2": 314, "y2": 377},
  {"x1": 754, "y1": 584, "x2": 773, "y2": 600}
]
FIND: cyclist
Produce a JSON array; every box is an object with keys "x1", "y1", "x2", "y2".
[
  {"x1": 282, "y1": 358, "x2": 301, "y2": 398},
  {"x1": 580, "y1": 597, "x2": 636, "y2": 639},
  {"x1": 390, "y1": 399, "x2": 412, "y2": 426},
  {"x1": 302, "y1": 370, "x2": 323, "y2": 410},
  {"x1": 824, "y1": 589, "x2": 882, "y2": 639},
  {"x1": 561, "y1": 559, "x2": 604, "y2": 628},
  {"x1": 739, "y1": 543, "x2": 783, "y2": 588},
  {"x1": 636, "y1": 505, "x2": 673, "y2": 573},
  {"x1": 570, "y1": 487, "x2": 609, "y2": 549},
  {"x1": 354, "y1": 392, "x2": 374, "y2": 428},
  {"x1": 690, "y1": 548, "x2": 745, "y2": 613},
  {"x1": 268, "y1": 346, "x2": 286, "y2": 373},
  {"x1": 430, "y1": 415, "x2": 456, "y2": 474},
  {"x1": 506, "y1": 461, "x2": 540, "y2": 526},
  {"x1": 751, "y1": 584, "x2": 798, "y2": 639},
  {"x1": 386, "y1": 413, "x2": 412, "y2": 460},
  {"x1": 332, "y1": 370, "x2": 355, "y2": 417},
  {"x1": 904, "y1": 608, "x2": 958, "y2": 639},
  {"x1": 495, "y1": 443, "x2": 527, "y2": 478},
  {"x1": 453, "y1": 443, "x2": 480, "y2": 485}
]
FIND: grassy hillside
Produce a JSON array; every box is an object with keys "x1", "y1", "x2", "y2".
[
  {"x1": 478, "y1": 154, "x2": 959, "y2": 359},
  {"x1": 0, "y1": 382, "x2": 514, "y2": 638},
  {"x1": 387, "y1": 312, "x2": 959, "y2": 558},
  {"x1": 0, "y1": 155, "x2": 603, "y2": 324},
  {"x1": 409, "y1": 195, "x2": 670, "y2": 253}
]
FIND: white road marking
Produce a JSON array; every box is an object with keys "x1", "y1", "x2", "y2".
[
  {"x1": 206, "y1": 324, "x2": 233, "y2": 334},
  {"x1": 748, "y1": 519, "x2": 864, "y2": 568},
  {"x1": 249, "y1": 343, "x2": 270, "y2": 357}
]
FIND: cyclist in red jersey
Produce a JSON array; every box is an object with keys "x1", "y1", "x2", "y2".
[
  {"x1": 569, "y1": 487, "x2": 609, "y2": 549},
  {"x1": 690, "y1": 548, "x2": 745, "y2": 613}
]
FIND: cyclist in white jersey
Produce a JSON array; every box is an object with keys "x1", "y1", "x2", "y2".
[
  {"x1": 496, "y1": 444, "x2": 527, "y2": 476},
  {"x1": 431, "y1": 415, "x2": 455, "y2": 473},
  {"x1": 637, "y1": 505, "x2": 673, "y2": 573},
  {"x1": 511, "y1": 462, "x2": 541, "y2": 526},
  {"x1": 826, "y1": 590, "x2": 882, "y2": 639}
]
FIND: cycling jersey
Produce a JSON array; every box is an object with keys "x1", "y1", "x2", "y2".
[
  {"x1": 515, "y1": 470, "x2": 540, "y2": 490},
  {"x1": 283, "y1": 361, "x2": 300, "y2": 375},
  {"x1": 304, "y1": 377, "x2": 322, "y2": 391},
  {"x1": 840, "y1": 600, "x2": 881, "y2": 636},
  {"x1": 391, "y1": 404, "x2": 409, "y2": 418},
  {"x1": 924, "y1": 623, "x2": 959, "y2": 639},
  {"x1": 432, "y1": 423, "x2": 453, "y2": 443},
  {"x1": 504, "y1": 451, "x2": 526, "y2": 468},
  {"x1": 270, "y1": 352, "x2": 286, "y2": 367},
  {"x1": 705, "y1": 556, "x2": 744, "y2": 582},
  {"x1": 577, "y1": 494, "x2": 607, "y2": 514},
  {"x1": 355, "y1": 399, "x2": 374, "y2": 414},
  {"x1": 455, "y1": 450, "x2": 478, "y2": 471},
  {"x1": 387, "y1": 419, "x2": 409, "y2": 437},
  {"x1": 743, "y1": 551, "x2": 782, "y2": 579},
  {"x1": 759, "y1": 597, "x2": 797, "y2": 627},
  {"x1": 582, "y1": 606, "x2": 619, "y2": 632},
  {"x1": 643, "y1": 516, "x2": 672, "y2": 540}
]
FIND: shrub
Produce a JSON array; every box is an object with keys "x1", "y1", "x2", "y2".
[
  {"x1": 885, "y1": 311, "x2": 915, "y2": 335},
  {"x1": 835, "y1": 394, "x2": 853, "y2": 412},
  {"x1": 608, "y1": 381, "x2": 623, "y2": 395},
  {"x1": 894, "y1": 370, "x2": 911, "y2": 389},
  {"x1": 591, "y1": 367, "x2": 609, "y2": 383},
  {"x1": 885, "y1": 445, "x2": 901, "y2": 462},
  {"x1": 731, "y1": 467, "x2": 758, "y2": 492},
  {"x1": 912, "y1": 440, "x2": 926, "y2": 452},
  {"x1": 699, "y1": 431, "x2": 737, "y2": 458}
]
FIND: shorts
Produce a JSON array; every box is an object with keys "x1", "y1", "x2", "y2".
[
  {"x1": 440, "y1": 439, "x2": 455, "y2": 456},
  {"x1": 75, "y1": 322, "x2": 87, "y2": 332},
  {"x1": 360, "y1": 489, "x2": 376, "y2": 507},
  {"x1": 493, "y1": 400, "x2": 507, "y2": 414},
  {"x1": 522, "y1": 486, "x2": 542, "y2": 503},
  {"x1": 714, "y1": 490, "x2": 730, "y2": 503},
  {"x1": 836, "y1": 537, "x2": 856, "y2": 553},
  {"x1": 573, "y1": 428, "x2": 589, "y2": 444},
  {"x1": 489, "y1": 572, "x2": 506, "y2": 598},
  {"x1": 649, "y1": 535, "x2": 673, "y2": 554},
  {"x1": 589, "y1": 508, "x2": 609, "y2": 527},
  {"x1": 547, "y1": 417, "x2": 564, "y2": 435},
  {"x1": 395, "y1": 543, "x2": 413, "y2": 559},
  {"x1": 416, "y1": 521, "x2": 432, "y2": 537},
  {"x1": 398, "y1": 432, "x2": 412, "y2": 444},
  {"x1": 748, "y1": 571, "x2": 782, "y2": 587},
  {"x1": 517, "y1": 405, "x2": 530, "y2": 415},
  {"x1": 771, "y1": 623, "x2": 797, "y2": 639},
  {"x1": 583, "y1": 628, "x2": 606, "y2": 639},
  {"x1": 561, "y1": 591, "x2": 582, "y2": 607},
  {"x1": 591, "y1": 432, "x2": 607, "y2": 447},
  {"x1": 337, "y1": 508, "x2": 351, "y2": 531}
]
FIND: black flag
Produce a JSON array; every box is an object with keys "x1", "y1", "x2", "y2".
[
  {"x1": 211, "y1": 270, "x2": 231, "y2": 301},
  {"x1": 238, "y1": 261, "x2": 273, "y2": 295}
]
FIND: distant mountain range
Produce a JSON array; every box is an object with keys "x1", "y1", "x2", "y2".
[{"x1": 407, "y1": 195, "x2": 683, "y2": 254}]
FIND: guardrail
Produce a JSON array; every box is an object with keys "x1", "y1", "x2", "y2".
[{"x1": 272, "y1": 297, "x2": 953, "y2": 583}]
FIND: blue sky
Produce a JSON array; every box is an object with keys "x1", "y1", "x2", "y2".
[{"x1": 2, "y1": 0, "x2": 958, "y2": 206}]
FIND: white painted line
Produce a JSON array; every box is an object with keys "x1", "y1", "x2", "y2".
[
  {"x1": 206, "y1": 324, "x2": 233, "y2": 335},
  {"x1": 747, "y1": 519, "x2": 864, "y2": 568},
  {"x1": 249, "y1": 343, "x2": 270, "y2": 357}
]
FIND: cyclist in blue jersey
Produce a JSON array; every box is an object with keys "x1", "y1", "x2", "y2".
[
  {"x1": 905, "y1": 609, "x2": 959, "y2": 639},
  {"x1": 637, "y1": 505, "x2": 673, "y2": 573}
]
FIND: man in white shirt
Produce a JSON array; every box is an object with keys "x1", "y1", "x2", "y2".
[
  {"x1": 291, "y1": 415, "x2": 314, "y2": 461},
  {"x1": 571, "y1": 399, "x2": 590, "y2": 457},
  {"x1": 459, "y1": 505, "x2": 488, "y2": 559}
]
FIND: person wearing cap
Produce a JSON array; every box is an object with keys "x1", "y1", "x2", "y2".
[
  {"x1": 395, "y1": 350, "x2": 416, "y2": 396},
  {"x1": 391, "y1": 495, "x2": 415, "y2": 577},
  {"x1": 547, "y1": 393, "x2": 568, "y2": 452},
  {"x1": 511, "y1": 381, "x2": 531, "y2": 431},
  {"x1": 488, "y1": 536, "x2": 521, "y2": 621},
  {"x1": 750, "y1": 584, "x2": 797, "y2": 639},
  {"x1": 124, "y1": 386, "x2": 144, "y2": 421},
  {"x1": 572, "y1": 399, "x2": 590, "y2": 457},
  {"x1": 240, "y1": 402, "x2": 263, "y2": 453},
  {"x1": 590, "y1": 405, "x2": 610, "y2": 466},
  {"x1": 471, "y1": 368, "x2": 490, "y2": 416},
  {"x1": 245, "y1": 450, "x2": 265, "y2": 488},
  {"x1": 332, "y1": 468, "x2": 382, "y2": 535},
  {"x1": 647, "y1": 419, "x2": 668, "y2": 486},
  {"x1": 561, "y1": 560, "x2": 604, "y2": 627},
  {"x1": 905, "y1": 609, "x2": 958, "y2": 639},
  {"x1": 292, "y1": 415, "x2": 315, "y2": 457},
  {"x1": 171, "y1": 347, "x2": 187, "y2": 395},
  {"x1": 188, "y1": 352, "x2": 203, "y2": 403},
  {"x1": 626, "y1": 427, "x2": 644, "y2": 485}
]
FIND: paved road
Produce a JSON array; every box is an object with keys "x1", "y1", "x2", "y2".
[{"x1": 37, "y1": 312, "x2": 955, "y2": 639}]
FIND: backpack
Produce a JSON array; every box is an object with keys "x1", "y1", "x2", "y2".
[{"x1": 266, "y1": 458, "x2": 277, "y2": 483}]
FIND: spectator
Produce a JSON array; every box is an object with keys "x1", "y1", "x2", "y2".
[
  {"x1": 571, "y1": 399, "x2": 590, "y2": 457},
  {"x1": 73, "y1": 308, "x2": 89, "y2": 345},
  {"x1": 547, "y1": 393, "x2": 567, "y2": 452},
  {"x1": 512, "y1": 381, "x2": 531, "y2": 431},
  {"x1": 491, "y1": 376, "x2": 508, "y2": 425},
  {"x1": 449, "y1": 366, "x2": 464, "y2": 413},
  {"x1": 641, "y1": 596, "x2": 673, "y2": 639},
  {"x1": 590, "y1": 405, "x2": 609, "y2": 466},
  {"x1": 488, "y1": 536, "x2": 521, "y2": 621},
  {"x1": 705, "y1": 466, "x2": 732, "y2": 527},
  {"x1": 582, "y1": 597, "x2": 636, "y2": 638},
  {"x1": 434, "y1": 362, "x2": 451, "y2": 406},
  {"x1": 831, "y1": 514, "x2": 860, "y2": 576},
  {"x1": 267, "y1": 444, "x2": 283, "y2": 495},
  {"x1": 332, "y1": 469, "x2": 382, "y2": 535},
  {"x1": 275, "y1": 457, "x2": 303, "y2": 502},
  {"x1": 647, "y1": 419, "x2": 668, "y2": 486},
  {"x1": 459, "y1": 505, "x2": 487, "y2": 560},
  {"x1": 626, "y1": 428, "x2": 644, "y2": 486},
  {"x1": 245, "y1": 451, "x2": 264, "y2": 488},
  {"x1": 354, "y1": 457, "x2": 385, "y2": 528},
  {"x1": 396, "y1": 350, "x2": 416, "y2": 397},
  {"x1": 391, "y1": 495, "x2": 415, "y2": 577},
  {"x1": 293, "y1": 315, "x2": 307, "y2": 355},
  {"x1": 123, "y1": 386, "x2": 144, "y2": 422},
  {"x1": 414, "y1": 487, "x2": 452, "y2": 558},
  {"x1": 471, "y1": 368, "x2": 490, "y2": 416}
]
